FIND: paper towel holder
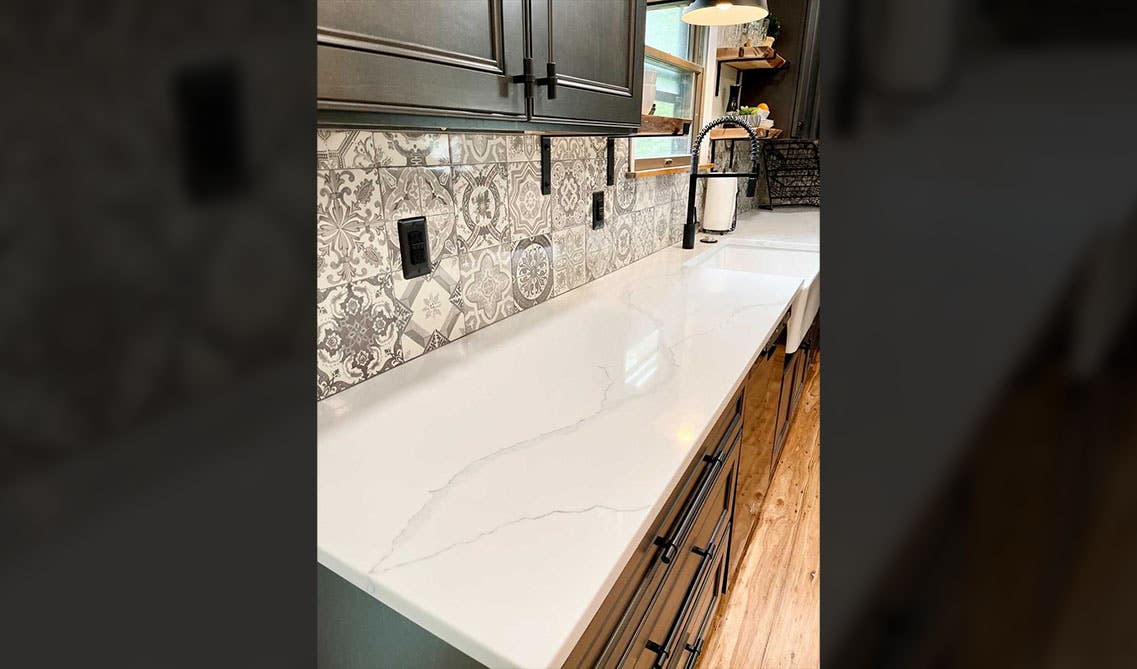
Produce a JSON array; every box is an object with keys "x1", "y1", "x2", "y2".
[
  {"x1": 682, "y1": 115, "x2": 762, "y2": 250},
  {"x1": 699, "y1": 173, "x2": 738, "y2": 243}
]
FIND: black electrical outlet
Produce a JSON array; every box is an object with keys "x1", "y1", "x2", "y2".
[
  {"x1": 174, "y1": 61, "x2": 246, "y2": 200},
  {"x1": 592, "y1": 190, "x2": 605, "y2": 229},
  {"x1": 397, "y1": 216, "x2": 431, "y2": 279}
]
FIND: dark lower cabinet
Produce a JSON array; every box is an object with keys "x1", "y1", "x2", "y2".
[
  {"x1": 318, "y1": 0, "x2": 646, "y2": 131},
  {"x1": 773, "y1": 337, "x2": 793, "y2": 465},
  {"x1": 729, "y1": 332, "x2": 783, "y2": 585},
  {"x1": 772, "y1": 314, "x2": 820, "y2": 469},
  {"x1": 318, "y1": 565, "x2": 484, "y2": 669}
]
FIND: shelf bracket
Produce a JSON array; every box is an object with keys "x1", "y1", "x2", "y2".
[
  {"x1": 540, "y1": 135, "x2": 552, "y2": 195},
  {"x1": 606, "y1": 137, "x2": 616, "y2": 186}
]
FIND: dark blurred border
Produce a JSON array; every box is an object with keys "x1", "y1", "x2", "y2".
[
  {"x1": 1, "y1": 2, "x2": 315, "y2": 665},
  {"x1": 822, "y1": 0, "x2": 1137, "y2": 667}
]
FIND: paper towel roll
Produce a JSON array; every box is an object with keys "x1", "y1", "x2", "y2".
[{"x1": 702, "y1": 177, "x2": 737, "y2": 232}]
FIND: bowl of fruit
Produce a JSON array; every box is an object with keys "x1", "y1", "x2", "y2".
[{"x1": 737, "y1": 103, "x2": 770, "y2": 128}]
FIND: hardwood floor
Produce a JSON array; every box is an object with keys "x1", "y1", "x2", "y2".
[{"x1": 700, "y1": 357, "x2": 820, "y2": 669}]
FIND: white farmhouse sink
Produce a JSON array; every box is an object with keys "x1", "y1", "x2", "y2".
[{"x1": 686, "y1": 241, "x2": 819, "y2": 352}]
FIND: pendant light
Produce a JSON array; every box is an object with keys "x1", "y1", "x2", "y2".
[{"x1": 680, "y1": 0, "x2": 769, "y2": 26}]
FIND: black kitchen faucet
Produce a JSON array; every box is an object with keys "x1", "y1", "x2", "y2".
[{"x1": 682, "y1": 115, "x2": 762, "y2": 249}]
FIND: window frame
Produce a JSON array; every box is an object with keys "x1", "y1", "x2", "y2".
[{"x1": 633, "y1": 2, "x2": 708, "y2": 173}]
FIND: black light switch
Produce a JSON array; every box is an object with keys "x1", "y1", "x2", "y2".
[
  {"x1": 397, "y1": 216, "x2": 431, "y2": 279},
  {"x1": 592, "y1": 191, "x2": 605, "y2": 229}
]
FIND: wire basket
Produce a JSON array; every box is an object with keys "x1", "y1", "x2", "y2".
[{"x1": 763, "y1": 139, "x2": 820, "y2": 207}]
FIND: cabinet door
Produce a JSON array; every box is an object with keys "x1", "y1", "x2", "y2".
[
  {"x1": 730, "y1": 351, "x2": 780, "y2": 583},
  {"x1": 773, "y1": 343, "x2": 792, "y2": 465},
  {"x1": 318, "y1": 1, "x2": 527, "y2": 119},
  {"x1": 529, "y1": 0, "x2": 646, "y2": 128}
]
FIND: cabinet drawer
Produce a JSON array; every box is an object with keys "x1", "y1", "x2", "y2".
[
  {"x1": 621, "y1": 430, "x2": 738, "y2": 669},
  {"x1": 567, "y1": 389, "x2": 743, "y2": 668},
  {"x1": 676, "y1": 526, "x2": 728, "y2": 669},
  {"x1": 624, "y1": 513, "x2": 732, "y2": 669},
  {"x1": 655, "y1": 410, "x2": 740, "y2": 565},
  {"x1": 606, "y1": 421, "x2": 740, "y2": 666}
]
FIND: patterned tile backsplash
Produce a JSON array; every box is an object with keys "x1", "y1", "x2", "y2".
[{"x1": 316, "y1": 129, "x2": 696, "y2": 399}]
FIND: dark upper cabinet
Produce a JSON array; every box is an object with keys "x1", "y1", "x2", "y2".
[
  {"x1": 317, "y1": 0, "x2": 528, "y2": 119},
  {"x1": 528, "y1": 0, "x2": 646, "y2": 129},
  {"x1": 317, "y1": 0, "x2": 645, "y2": 132}
]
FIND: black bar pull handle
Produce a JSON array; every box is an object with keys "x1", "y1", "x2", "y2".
[
  {"x1": 511, "y1": 57, "x2": 535, "y2": 99},
  {"x1": 535, "y1": 61, "x2": 557, "y2": 99}
]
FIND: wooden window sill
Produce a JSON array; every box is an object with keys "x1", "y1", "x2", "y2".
[
  {"x1": 645, "y1": 45, "x2": 703, "y2": 73},
  {"x1": 627, "y1": 162, "x2": 713, "y2": 179}
]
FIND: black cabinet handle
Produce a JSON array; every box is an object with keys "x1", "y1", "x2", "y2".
[
  {"x1": 653, "y1": 537, "x2": 678, "y2": 564},
  {"x1": 683, "y1": 639, "x2": 704, "y2": 669},
  {"x1": 651, "y1": 530, "x2": 720, "y2": 668},
  {"x1": 536, "y1": 61, "x2": 557, "y2": 99},
  {"x1": 654, "y1": 411, "x2": 740, "y2": 564},
  {"x1": 655, "y1": 461, "x2": 716, "y2": 564},
  {"x1": 511, "y1": 57, "x2": 535, "y2": 98}
]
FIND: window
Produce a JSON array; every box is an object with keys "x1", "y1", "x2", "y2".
[
  {"x1": 634, "y1": 2, "x2": 706, "y2": 166},
  {"x1": 645, "y1": 3, "x2": 692, "y2": 57}
]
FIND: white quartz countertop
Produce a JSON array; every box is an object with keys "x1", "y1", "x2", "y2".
[
  {"x1": 733, "y1": 207, "x2": 820, "y2": 250},
  {"x1": 318, "y1": 210, "x2": 819, "y2": 668}
]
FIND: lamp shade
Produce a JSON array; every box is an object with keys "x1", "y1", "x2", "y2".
[{"x1": 680, "y1": 0, "x2": 769, "y2": 26}]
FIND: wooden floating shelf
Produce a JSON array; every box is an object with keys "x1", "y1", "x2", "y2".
[
  {"x1": 636, "y1": 114, "x2": 691, "y2": 137},
  {"x1": 724, "y1": 54, "x2": 787, "y2": 70},
  {"x1": 709, "y1": 127, "x2": 782, "y2": 140},
  {"x1": 716, "y1": 46, "x2": 775, "y2": 60},
  {"x1": 714, "y1": 46, "x2": 789, "y2": 95},
  {"x1": 717, "y1": 45, "x2": 788, "y2": 70}
]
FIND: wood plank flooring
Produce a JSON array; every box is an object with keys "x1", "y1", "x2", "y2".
[{"x1": 700, "y1": 358, "x2": 820, "y2": 669}]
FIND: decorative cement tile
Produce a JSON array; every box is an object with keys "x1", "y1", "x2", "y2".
[
  {"x1": 317, "y1": 129, "x2": 380, "y2": 169},
  {"x1": 373, "y1": 131, "x2": 450, "y2": 166},
  {"x1": 586, "y1": 224, "x2": 615, "y2": 280},
  {"x1": 459, "y1": 244, "x2": 517, "y2": 331},
  {"x1": 511, "y1": 235, "x2": 554, "y2": 309},
  {"x1": 450, "y1": 134, "x2": 508, "y2": 165},
  {"x1": 392, "y1": 256, "x2": 466, "y2": 360},
  {"x1": 317, "y1": 274, "x2": 411, "y2": 399},
  {"x1": 550, "y1": 160, "x2": 587, "y2": 231},
  {"x1": 506, "y1": 135, "x2": 540, "y2": 162},
  {"x1": 611, "y1": 213, "x2": 636, "y2": 268},
  {"x1": 317, "y1": 169, "x2": 389, "y2": 289},
  {"x1": 453, "y1": 163, "x2": 511, "y2": 253},
  {"x1": 508, "y1": 161, "x2": 552, "y2": 241},
  {"x1": 550, "y1": 226, "x2": 587, "y2": 296}
]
